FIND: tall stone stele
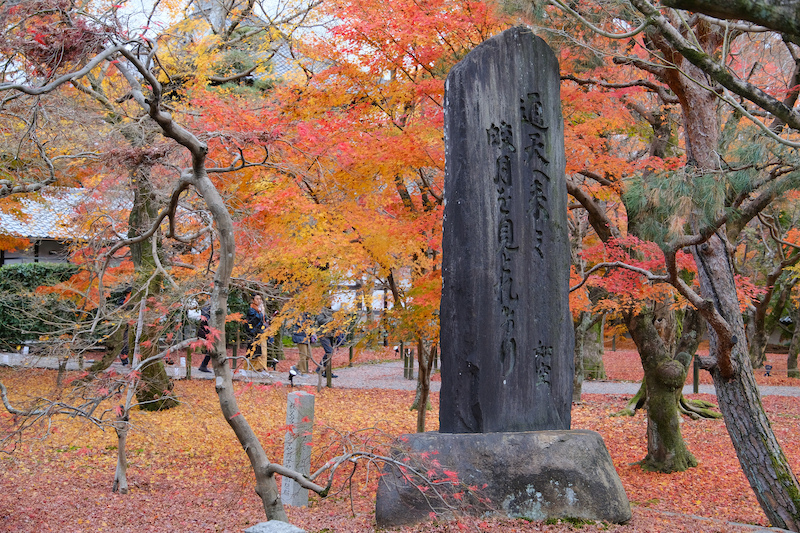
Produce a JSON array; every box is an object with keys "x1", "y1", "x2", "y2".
[
  {"x1": 375, "y1": 27, "x2": 630, "y2": 528},
  {"x1": 440, "y1": 25, "x2": 574, "y2": 433}
]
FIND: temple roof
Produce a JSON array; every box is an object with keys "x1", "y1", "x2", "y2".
[{"x1": 0, "y1": 188, "x2": 87, "y2": 240}]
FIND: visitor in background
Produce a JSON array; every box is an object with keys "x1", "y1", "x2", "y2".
[
  {"x1": 112, "y1": 286, "x2": 132, "y2": 366},
  {"x1": 197, "y1": 305, "x2": 212, "y2": 373},
  {"x1": 316, "y1": 307, "x2": 338, "y2": 378},
  {"x1": 246, "y1": 294, "x2": 266, "y2": 361},
  {"x1": 291, "y1": 313, "x2": 314, "y2": 374}
]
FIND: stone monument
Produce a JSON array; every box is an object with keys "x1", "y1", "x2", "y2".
[
  {"x1": 439, "y1": 23, "x2": 573, "y2": 435},
  {"x1": 375, "y1": 26, "x2": 631, "y2": 527}
]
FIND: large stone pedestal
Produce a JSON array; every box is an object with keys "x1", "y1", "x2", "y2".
[{"x1": 375, "y1": 429, "x2": 631, "y2": 528}]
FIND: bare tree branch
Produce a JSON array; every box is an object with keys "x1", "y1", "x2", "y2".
[
  {"x1": 569, "y1": 260, "x2": 668, "y2": 293},
  {"x1": 566, "y1": 176, "x2": 619, "y2": 242},
  {"x1": 662, "y1": 0, "x2": 800, "y2": 40},
  {"x1": 630, "y1": 0, "x2": 800, "y2": 131}
]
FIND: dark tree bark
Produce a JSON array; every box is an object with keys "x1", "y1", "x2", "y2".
[
  {"x1": 788, "y1": 304, "x2": 800, "y2": 378},
  {"x1": 129, "y1": 163, "x2": 177, "y2": 412},
  {"x1": 693, "y1": 234, "x2": 800, "y2": 530},
  {"x1": 412, "y1": 340, "x2": 435, "y2": 433},
  {"x1": 627, "y1": 310, "x2": 697, "y2": 472},
  {"x1": 662, "y1": 0, "x2": 800, "y2": 38}
]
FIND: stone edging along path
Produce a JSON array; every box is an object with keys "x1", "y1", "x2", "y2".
[{"x1": 2, "y1": 351, "x2": 800, "y2": 397}]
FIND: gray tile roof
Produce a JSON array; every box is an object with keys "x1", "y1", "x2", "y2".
[{"x1": 0, "y1": 188, "x2": 87, "y2": 240}]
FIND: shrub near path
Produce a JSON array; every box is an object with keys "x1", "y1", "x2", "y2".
[{"x1": 0, "y1": 348, "x2": 798, "y2": 532}]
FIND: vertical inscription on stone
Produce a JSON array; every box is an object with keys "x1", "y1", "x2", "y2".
[
  {"x1": 521, "y1": 92, "x2": 551, "y2": 260},
  {"x1": 487, "y1": 121, "x2": 518, "y2": 376},
  {"x1": 440, "y1": 27, "x2": 574, "y2": 434}
]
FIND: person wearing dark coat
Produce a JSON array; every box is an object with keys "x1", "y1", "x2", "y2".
[
  {"x1": 315, "y1": 307, "x2": 338, "y2": 378},
  {"x1": 197, "y1": 305, "x2": 213, "y2": 373},
  {"x1": 245, "y1": 294, "x2": 267, "y2": 360},
  {"x1": 291, "y1": 313, "x2": 314, "y2": 374}
]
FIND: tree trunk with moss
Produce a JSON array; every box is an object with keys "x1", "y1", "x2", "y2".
[
  {"x1": 667, "y1": 24, "x2": 800, "y2": 524},
  {"x1": 626, "y1": 310, "x2": 697, "y2": 472},
  {"x1": 694, "y1": 236, "x2": 800, "y2": 530},
  {"x1": 789, "y1": 305, "x2": 800, "y2": 379},
  {"x1": 616, "y1": 308, "x2": 719, "y2": 420},
  {"x1": 129, "y1": 164, "x2": 177, "y2": 411}
]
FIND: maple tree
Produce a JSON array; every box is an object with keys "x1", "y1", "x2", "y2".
[
  {"x1": 0, "y1": 0, "x2": 329, "y2": 521},
  {"x1": 736, "y1": 204, "x2": 800, "y2": 369},
  {"x1": 525, "y1": 11, "x2": 709, "y2": 474},
  {"x1": 532, "y1": 0, "x2": 800, "y2": 528},
  {"x1": 243, "y1": 0, "x2": 510, "y2": 431}
]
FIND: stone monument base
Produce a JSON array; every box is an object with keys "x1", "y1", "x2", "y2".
[{"x1": 375, "y1": 429, "x2": 631, "y2": 528}]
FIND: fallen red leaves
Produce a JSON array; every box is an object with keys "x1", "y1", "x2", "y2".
[
  {"x1": 601, "y1": 339, "x2": 799, "y2": 387},
  {"x1": 1, "y1": 349, "x2": 799, "y2": 532}
]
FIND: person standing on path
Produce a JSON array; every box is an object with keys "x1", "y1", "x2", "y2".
[
  {"x1": 315, "y1": 307, "x2": 338, "y2": 378},
  {"x1": 246, "y1": 294, "x2": 267, "y2": 365},
  {"x1": 291, "y1": 313, "x2": 314, "y2": 374},
  {"x1": 197, "y1": 305, "x2": 213, "y2": 373}
]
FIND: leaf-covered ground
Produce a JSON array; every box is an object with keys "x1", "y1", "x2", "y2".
[
  {"x1": 1, "y1": 347, "x2": 799, "y2": 532},
  {"x1": 601, "y1": 338, "x2": 799, "y2": 387}
]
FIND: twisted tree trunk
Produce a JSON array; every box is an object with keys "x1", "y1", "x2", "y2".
[{"x1": 627, "y1": 311, "x2": 697, "y2": 472}]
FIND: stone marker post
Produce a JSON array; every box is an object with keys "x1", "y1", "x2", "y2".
[
  {"x1": 281, "y1": 391, "x2": 315, "y2": 507},
  {"x1": 440, "y1": 25, "x2": 574, "y2": 433}
]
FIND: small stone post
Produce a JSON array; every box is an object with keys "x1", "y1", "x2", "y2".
[
  {"x1": 232, "y1": 329, "x2": 240, "y2": 369},
  {"x1": 185, "y1": 348, "x2": 192, "y2": 379},
  {"x1": 281, "y1": 391, "x2": 315, "y2": 507}
]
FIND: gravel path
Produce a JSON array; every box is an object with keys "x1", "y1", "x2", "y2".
[
  {"x1": 297, "y1": 361, "x2": 800, "y2": 397},
  {"x1": 3, "y1": 352, "x2": 800, "y2": 397}
]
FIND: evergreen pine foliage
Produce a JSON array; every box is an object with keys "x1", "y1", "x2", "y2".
[{"x1": 625, "y1": 123, "x2": 800, "y2": 246}]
